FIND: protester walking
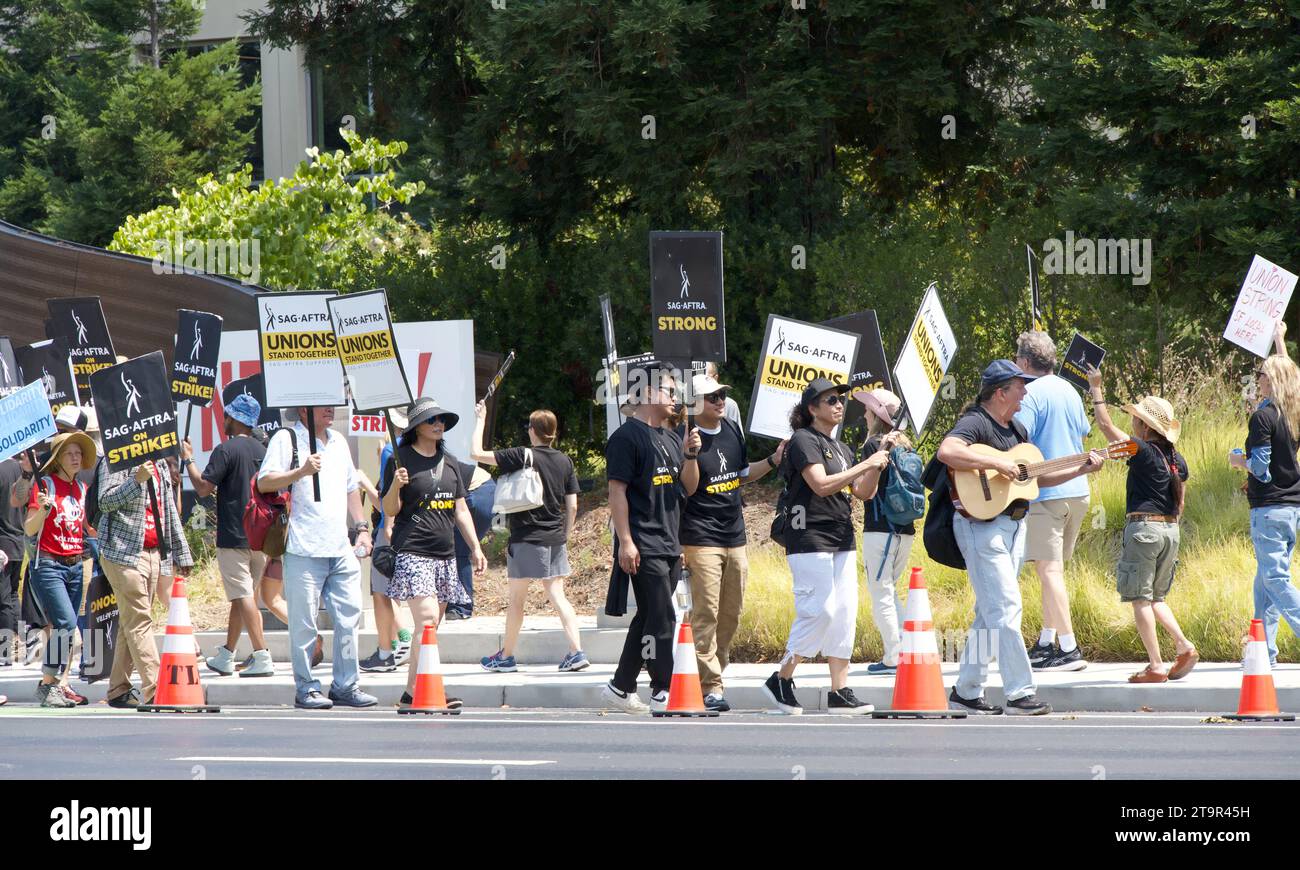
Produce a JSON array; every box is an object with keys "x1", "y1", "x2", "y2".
[
  {"x1": 1087, "y1": 366, "x2": 1197, "y2": 683},
  {"x1": 938, "y1": 361, "x2": 1102, "y2": 715},
  {"x1": 1229, "y1": 321, "x2": 1300, "y2": 666},
  {"x1": 96, "y1": 450, "x2": 192, "y2": 709},
  {"x1": 1013, "y1": 331, "x2": 1092, "y2": 671},
  {"x1": 257, "y1": 405, "x2": 375, "y2": 710},
  {"x1": 471, "y1": 400, "x2": 589, "y2": 673},
  {"x1": 180, "y1": 392, "x2": 274, "y2": 678},
  {"x1": 855, "y1": 388, "x2": 913, "y2": 676},
  {"x1": 381, "y1": 397, "x2": 486, "y2": 707},
  {"x1": 24, "y1": 432, "x2": 94, "y2": 708},
  {"x1": 763, "y1": 378, "x2": 881, "y2": 716}
]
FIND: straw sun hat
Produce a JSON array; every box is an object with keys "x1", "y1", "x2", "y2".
[{"x1": 1124, "y1": 395, "x2": 1181, "y2": 444}]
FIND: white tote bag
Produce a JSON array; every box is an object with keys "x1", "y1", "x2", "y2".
[{"x1": 492, "y1": 448, "x2": 546, "y2": 514}]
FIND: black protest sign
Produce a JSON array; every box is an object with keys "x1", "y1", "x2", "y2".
[
  {"x1": 1057, "y1": 332, "x2": 1106, "y2": 393},
  {"x1": 824, "y1": 310, "x2": 893, "y2": 428},
  {"x1": 90, "y1": 352, "x2": 179, "y2": 471},
  {"x1": 46, "y1": 297, "x2": 116, "y2": 404},
  {"x1": 171, "y1": 310, "x2": 223, "y2": 407},
  {"x1": 0, "y1": 337, "x2": 20, "y2": 398},
  {"x1": 649, "y1": 231, "x2": 726, "y2": 364},
  {"x1": 221, "y1": 373, "x2": 281, "y2": 436},
  {"x1": 14, "y1": 338, "x2": 78, "y2": 414}
]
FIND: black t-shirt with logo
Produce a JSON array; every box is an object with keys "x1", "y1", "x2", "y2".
[
  {"x1": 0, "y1": 458, "x2": 25, "y2": 559},
  {"x1": 494, "y1": 445, "x2": 580, "y2": 546},
  {"x1": 681, "y1": 420, "x2": 748, "y2": 548},
  {"x1": 860, "y1": 435, "x2": 917, "y2": 535},
  {"x1": 606, "y1": 418, "x2": 684, "y2": 559},
  {"x1": 383, "y1": 446, "x2": 467, "y2": 559},
  {"x1": 1126, "y1": 437, "x2": 1188, "y2": 516},
  {"x1": 1246, "y1": 401, "x2": 1300, "y2": 508},
  {"x1": 785, "y1": 427, "x2": 857, "y2": 554},
  {"x1": 201, "y1": 435, "x2": 267, "y2": 549},
  {"x1": 943, "y1": 406, "x2": 1030, "y2": 519}
]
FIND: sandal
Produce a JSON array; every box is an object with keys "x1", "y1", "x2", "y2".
[
  {"x1": 1167, "y1": 648, "x2": 1199, "y2": 681},
  {"x1": 1128, "y1": 665, "x2": 1169, "y2": 683}
]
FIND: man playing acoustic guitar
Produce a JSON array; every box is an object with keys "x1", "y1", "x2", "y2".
[{"x1": 937, "y1": 360, "x2": 1105, "y2": 715}]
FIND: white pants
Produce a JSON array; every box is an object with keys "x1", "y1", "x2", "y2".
[
  {"x1": 783, "y1": 551, "x2": 857, "y2": 662},
  {"x1": 862, "y1": 532, "x2": 913, "y2": 667}
]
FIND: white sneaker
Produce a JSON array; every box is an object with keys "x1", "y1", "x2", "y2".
[
  {"x1": 601, "y1": 681, "x2": 649, "y2": 714},
  {"x1": 650, "y1": 689, "x2": 669, "y2": 714},
  {"x1": 238, "y1": 648, "x2": 275, "y2": 678},
  {"x1": 205, "y1": 645, "x2": 236, "y2": 676}
]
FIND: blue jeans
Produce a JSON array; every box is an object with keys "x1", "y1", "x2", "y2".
[
  {"x1": 1249, "y1": 505, "x2": 1300, "y2": 664},
  {"x1": 29, "y1": 557, "x2": 83, "y2": 678},
  {"x1": 450, "y1": 479, "x2": 496, "y2": 618},
  {"x1": 953, "y1": 514, "x2": 1035, "y2": 702},
  {"x1": 283, "y1": 552, "x2": 362, "y2": 697}
]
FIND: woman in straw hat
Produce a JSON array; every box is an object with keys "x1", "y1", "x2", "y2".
[
  {"x1": 1228, "y1": 321, "x2": 1300, "y2": 667},
  {"x1": 23, "y1": 431, "x2": 95, "y2": 707},
  {"x1": 1087, "y1": 366, "x2": 1197, "y2": 682}
]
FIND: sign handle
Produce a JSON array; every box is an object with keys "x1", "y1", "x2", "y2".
[
  {"x1": 481, "y1": 350, "x2": 516, "y2": 403},
  {"x1": 386, "y1": 415, "x2": 404, "y2": 472},
  {"x1": 25, "y1": 448, "x2": 40, "y2": 481},
  {"x1": 306, "y1": 406, "x2": 321, "y2": 502},
  {"x1": 183, "y1": 404, "x2": 194, "y2": 443}
]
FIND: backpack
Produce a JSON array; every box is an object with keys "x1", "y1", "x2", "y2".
[
  {"x1": 768, "y1": 451, "x2": 794, "y2": 550},
  {"x1": 242, "y1": 428, "x2": 297, "y2": 556},
  {"x1": 920, "y1": 455, "x2": 965, "y2": 570},
  {"x1": 84, "y1": 456, "x2": 105, "y2": 530},
  {"x1": 876, "y1": 445, "x2": 926, "y2": 528}
]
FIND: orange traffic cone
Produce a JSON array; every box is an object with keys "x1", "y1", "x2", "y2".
[
  {"x1": 872, "y1": 567, "x2": 964, "y2": 719},
  {"x1": 398, "y1": 621, "x2": 459, "y2": 716},
  {"x1": 652, "y1": 620, "x2": 718, "y2": 717},
  {"x1": 1224, "y1": 618, "x2": 1295, "y2": 721},
  {"x1": 139, "y1": 577, "x2": 219, "y2": 713}
]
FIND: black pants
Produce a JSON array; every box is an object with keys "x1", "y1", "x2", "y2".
[
  {"x1": 612, "y1": 555, "x2": 680, "y2": 694},
  {"x1": 0, "y1": 557, "x2": 21, "y2": 646}
]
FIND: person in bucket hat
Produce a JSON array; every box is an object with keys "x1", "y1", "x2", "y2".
[
  {"x1": 182, "y1": 390, "x2": 276, "y2": 678},
  {"x1": 1087, "y1": 365, "x2": 1197, "y2": 683}
]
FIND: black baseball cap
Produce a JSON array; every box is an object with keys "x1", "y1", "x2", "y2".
[
  {"x1": 801, "y1": 377, "x2": 852, "y2": 408},
  {"x1": 980, "y1": 359, "x2": 1037, "y2": 388}
]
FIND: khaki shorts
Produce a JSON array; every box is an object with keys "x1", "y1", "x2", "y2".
[
  {"x1": 1117, "y1": 520, "x2": 1180, "y2": 602},
  {"x1": 1024, "y1": 496, "x2": 1090, "y2": 563},
  {"x1": 216, "y1": 548, "x2": 268, "y2": 602}
]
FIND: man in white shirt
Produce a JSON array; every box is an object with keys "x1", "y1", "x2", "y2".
[{"x1": 258, "y1": 406, "x2": 375, "y2": 709}]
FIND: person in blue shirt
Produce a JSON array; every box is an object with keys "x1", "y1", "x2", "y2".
[{"x1": 1013, "y1": 332, "x2": 1092, "y2": 672}]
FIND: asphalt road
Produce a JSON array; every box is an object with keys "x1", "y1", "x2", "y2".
[{"x1": 2, "y1": 707, "x2": 1297, "y2": 779}]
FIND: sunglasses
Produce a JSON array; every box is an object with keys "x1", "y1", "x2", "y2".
[
  {"x1": 820, "y1": 394, "x2": 845, "y2": 407},
  {"x1": 703, "y1": 391, "x2": 728, "y2": 404}
]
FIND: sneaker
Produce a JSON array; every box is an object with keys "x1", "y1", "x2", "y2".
[
  {"x1": 106, "y1": 689, "x2": 142, "y2": 709},
  {"x1": 600, "y1": 681, "x2": 649, "y2": 714},
  {"x1": 444, "y1": 608, "x2": 470, "y2": 621},
  {"x1": 947, "y1": 688, "x2": 1002, "y2": 715},
  {"x1": 40, "y1": 683, "x2": 75, "y2": 708},
  {"x1": 1037, "y1": 646, "x2": 1088, "y2": 672},
  {"x1": 866, "y1": 662, "x2": 897, "y2": 676},
  {"x1": 480, "y1": 649, "x2": 518, "y2": 673},
  {"x1": 61, "y1": 686, "x2": 88, "y2": 706},
  {"x1": 704, "y1": 693, "x2": 730, "y2": 713},
  {"x1": 1005, "y1": 694, "x2": 1052, "y2": 716},
  {"x1": 239, "y1": 648, "x2": 274, "y2": 678},
  {"x1": 234, "y1": 653, "x2": 255, "y2": 672},
  {"x1": 310, "y1": 634, "x2": 325, "y2": 668},
  {"x1": 761, "y1": 672, "x2": 802, "y2": 715},
  {"x1": 649, "y1": 689, "x2": 669, "y2": 713},
  {"x1": 393, "y1": 629, "x2": 413, "y2": 666},
  {"x1": 827, "y1": 687, "x2": 874, "y2": 714},
  {"x1": 1027, "y1": 640, "x2": 1056, "y2": 666},
  {"x1": 205, "y1": 645, "x2": 236, "y2": 676},
  {"x1": 360, "y1": 648, "x2": 397, "y2": 673},
  {"x1": 559, "y1": 650, "x2": 590, "y2": 672},
  {"x1": 295, "y1": 689, "x2": 333, "y2": 710},
  {"x1": 328, "y1": 686, "x2": 378, "y2": 708}
]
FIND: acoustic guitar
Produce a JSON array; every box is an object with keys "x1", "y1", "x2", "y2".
[{"x1": 948, "y1": 440, "x2": 1138, "y2": 521}]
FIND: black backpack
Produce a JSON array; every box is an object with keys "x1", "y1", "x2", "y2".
[
  {"x1": 920, "y1": 454, "x2": 965, "y2": 570},
  {"x1": 85, "y1": 455, "x2": 106, "y2": 531},
  {"x1": 768, "y1": 451, "x2": 793, "y2": 550}
]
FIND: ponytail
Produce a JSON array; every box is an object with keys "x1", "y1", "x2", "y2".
[{"x1": 1149, "y1": 434, "x2": 1185, "y2": 516}]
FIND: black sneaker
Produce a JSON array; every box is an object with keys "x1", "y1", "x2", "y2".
[
  {"x1": 107, "y1": 689, "x2": 142, "y2": 709},
  {"x1": 703, "y1": 693, "x2": 730, "y2": 713},
  {"x1": 827, "y1": 687, "x2": 874, "y2": 714},
  {"x1": 1005, "y1": 694, "x2": 1052, "y2": 716},
  {"x1": 1028, "y1": 641, "x2": 1056, "y2": 666},
  {"x1": 360, "y1": 648, "x2": 397, "y2": 673},
  {"x1": 947, "y1": 688, "x2": 1002, "y2": 715},
  {"x1": 1037, "y1": 645, "x2": 1088, "y2": 672},
  {"x1": 761, "y1": 671, "x2": 802, "y2": 715}
]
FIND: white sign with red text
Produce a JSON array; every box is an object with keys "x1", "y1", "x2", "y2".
[{"x1": 1224, "y1": 255, "x2": 1299, "y2": 358}]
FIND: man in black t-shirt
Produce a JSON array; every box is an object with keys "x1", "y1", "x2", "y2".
[
  {"x1": 602, "y1": 362, "x2": 699, "y2": 714},
  {"x1": 181, "y1": 392, "x2": 274, "y2": 678},
  {"x1": 680, "y1": 372, "x2": 784, "y2": 712},
  {"x1": 937, "y1": 360, "x2": 1102, "y2": 716}
]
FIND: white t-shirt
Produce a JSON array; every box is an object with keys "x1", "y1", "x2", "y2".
[{"x1": 258, "y1": 422, "x2": 358, "y2": 557}]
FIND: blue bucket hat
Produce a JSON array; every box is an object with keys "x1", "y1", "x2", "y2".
[{"x1": 225, "y1": 392, "x2": 261, "y2": 429}]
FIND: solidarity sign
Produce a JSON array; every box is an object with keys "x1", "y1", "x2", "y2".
[
  {"x1": 171, "y1": 310, "x2": 223, "y2": 407},
  {"x1": 256, "y1": 291, "x2": 345, "y2": 409},
  {"x1": 823, "y1": 310, "x2": 893, "y2": 429},
  {"x1": 90, "y1": 352, "x2": 179, "y2": 472},
  {"x1": 650, "y1": 231, "x2": 726, "y2": 364},
  {"x1": 893, "y1": 283, "x2": 958, "y2": 436},
  {"x1": 14, "y1": 338, "x2": 78, "y2": 415},
  {"x1": 326, "y1": 289, "x2": 412, "y2": 413},
  {"x1": 747, "y1": 314, "x2": 860, "y2": 440},
  {"x1": 46, "y1": 297, "x2": 115, "y2": 404},
  {"x1": 0, "y1": 381, "x2": 57, "y2": 463}
]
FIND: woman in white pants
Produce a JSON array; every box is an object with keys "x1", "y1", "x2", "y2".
[
  {"x1": 856, "y1": 388, "x2": 914, "y2": 676},
  {"x1": 762, "y1": 378, "x2": 885, "y2": 715}
]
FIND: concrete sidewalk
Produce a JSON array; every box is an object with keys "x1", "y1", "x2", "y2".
[{"x1": 3, "y1": 659, "x2": 1295, "y2": 713}]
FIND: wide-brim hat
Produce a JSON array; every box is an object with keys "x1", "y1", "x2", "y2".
[
  {"x1": 401, "y1": 397, "x2": 459, "y2": 444},
  {"x1": 386, "y1": 406, "x2": 409, "y2": 430},
  {"x1": 40, "y1": 431, "x2": 96, "y2": 477},
  {"x1": 1124, "y1": 395, "x2": 1181, "y2": 444},
  {"x1": 800, "y1": 377, "x2": 852, "y2": 409},
  {"x1": 857, "y1": 387, "x2": 902, "y2": 428}
]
